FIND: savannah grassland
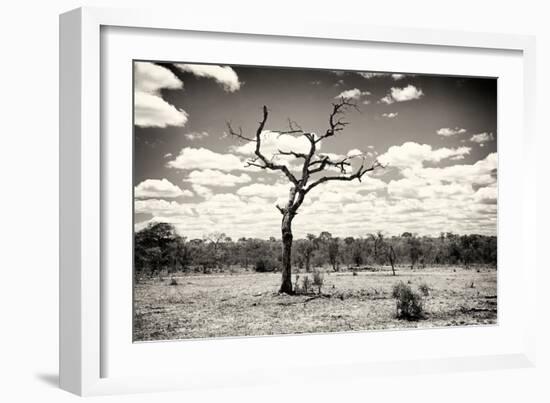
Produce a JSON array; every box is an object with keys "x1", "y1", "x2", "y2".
[{"x1": 133, "y1": 266, "x2": 497, "y2": 341}]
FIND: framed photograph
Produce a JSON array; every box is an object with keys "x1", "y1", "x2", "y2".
[{"x1": 60, "y1": 7, "x2": 537, "y2": 396}]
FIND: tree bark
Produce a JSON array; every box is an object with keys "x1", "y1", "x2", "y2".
[{"x1": 280, "y1": 212, "x2": 294, "y2": 294}]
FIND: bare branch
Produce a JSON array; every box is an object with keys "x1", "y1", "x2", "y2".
[
  {"x1": 316, "y1": 98, "x2": 359, "y2": 143},
  {"x1": 304, "y1": 159, "x2": 382, "y2": 194},
  {"x1": 230, "y1": 106, "x2": 299, "y2": 185},
  {"x1": 277, "y1": 149, "x2": 308, "y2": 160},
  {"x1": 308, "y1": 155, "x2": 352, "y2": 175},
  {"x1": 226, "y1": 121, "x2": 256, "y2": 142}
]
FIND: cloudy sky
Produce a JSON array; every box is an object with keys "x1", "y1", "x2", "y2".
[{"x1": 134, "y1": 61, "x2": 497, "y2": 240}]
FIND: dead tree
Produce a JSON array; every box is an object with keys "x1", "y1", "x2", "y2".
[{"x1": 227, "y1": 100, "x2": 382, "y2": 294}]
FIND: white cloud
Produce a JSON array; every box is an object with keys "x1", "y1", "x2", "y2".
[
  {"x1": 134, "y1": 62, "x2": 188, "y2": 128},
  {"x1": 390, "y1": 85, "x2": 424, "y2": 102},
  {"x1": 346, "y1": 149, "x2": 363, "y2": 158},
  {"x1": 134, "y1": 62, "x2": 182, "y2": 93},
  {"x1": 175, "y1": 64, "x2": 241, "y2": 92},
  {"x1": 388, "y1": 177, "x2": 472, "y2": 200},
  {"x1": 135, "y1": 178, "x2": 192, "y2": 198},
  {"x1": 184, "y1": 131, "x2": 209, "y2": 141},
  {"x1": 378, "y1": 142, "x2": 471, "y2": 169},
  {"x1": 385, "y1": 153, "x2": 498, "y2": 221},
  {"x1": 380, "y1": 85, "x2": 424, "y2": 104},
  {"x1": 402, "y1": 153, "x2": 497, "y2": 187},
  {"x1": 357, "y1": 72, "x2": 388, "y2": 79},
  {"x1": 474, "y1": 185, "x2": 497, "y2": 205},
  {"x1": 379, "y1": 95, "x2": 394, "y2": 105},
  {"x1": 167, "y1": 147, "x2": 246, "y2": 171},
  {"x1": 134, "y1": 92, "x2": 188, "y2": 128},
  {"x1": 185, "y1": 169, "x2": 252, "y2": 187},
  {"x1": 236, "y1": 183, "x2": 290, "y2": 199},
  {"x1": 334, "y1": 88, "x2": 370, "y2": 100},
  {"x1": 357, "y1": 72, "x2": 406, "y2": 80},
  {"x1": 437, "y1": 127, "x2": 467, "y2": 137},
  {"x1": 470, "y1": 132, "x2": 495, "y2": 144},
  {"x1": 135, "y1": 198, "x2": 196, "y2": 217},
  {"x1": 136, "y1": 154, "x2": 498, "y2": 239},
  {"x1": 307, "y1": 175, "x2": 387, "y2": 201},
  {"x1": 192, "y1": 184, "x2": 214, "y2": 199},
  {"x1": 382, "y1": 112, "x2": 398, "y2": 118}
]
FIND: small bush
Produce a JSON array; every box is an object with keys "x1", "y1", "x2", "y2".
[
  {"x1": 392, "y1": 281, "x2": 424, "y2": 320},
  {"x1": 418, "y1": 282, "x2": 430, "y2": 296},
  {"x1": 302, "y1": 275, "x2": 312, "y2": 294},
  {"x1": 294, "y1": 275, "x2": 301, "y2": 294},
  {"x1": 312, "y1": 269, "x2": 324, "y2": 293},
  {"x1": 169, "y1": 277, "x2": 178, "y2": 286},
  {"x1": 254, "y1": 258, "x2": 278, "y2": 272}
]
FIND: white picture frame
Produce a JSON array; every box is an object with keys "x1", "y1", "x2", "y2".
[{"x1": 59, "y1": 6, "x2": 537, "y2": 396}]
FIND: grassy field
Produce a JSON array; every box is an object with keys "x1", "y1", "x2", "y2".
[{"x1": 134, "y1": 266, "x2": 497, "y2": 341}]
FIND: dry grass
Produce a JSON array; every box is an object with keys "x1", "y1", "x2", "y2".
[{"x1": 133, "y1": 266, "x2": 497, "y2": 341}]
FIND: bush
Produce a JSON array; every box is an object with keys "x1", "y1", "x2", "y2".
[
  {"x1": 254, "y1": 258, "x2": 278, "y2": 272},
  {"x1": 312, "y1": 269, "x2": 324, "y2": 293},
  {"x1": 418, "y1": 282, "x2": 430, "y2": 296},
  {"x1": 302, "y1": 275, "x2": 312, "y2": 294},
  {"x1": 392, "y1": 281, "x2": 424, "y2": 320}
]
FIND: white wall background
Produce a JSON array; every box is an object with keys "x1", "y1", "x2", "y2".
[{"x1": 0, "y1": 1, "x2": 547, "y2": 401}]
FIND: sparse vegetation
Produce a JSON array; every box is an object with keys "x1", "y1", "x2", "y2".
[
  {"x1": 418, "y1": 282, "x2": 430, "y2": 296},
  {"x1": 392, "y1": 281, "x2": 424, "y2": 321},
  {"x1": 302, "y1": 275, "x2": 312, "y2": 294},
  {"x1": 312, "y1": 269, "x2": 324, "y2": 294},
  {"x1": 133, "y1": 220, "x2": 497, "y2": 340},
  {"x1": 254, "y1": 257, "x2": 278, "y2": 273},
  {"x1": 134, "y1": 266, "x2": 497, "y2": 341}
]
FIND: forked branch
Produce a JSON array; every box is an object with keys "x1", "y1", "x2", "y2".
[{"x1": 227, "y1": 99, "x2": 382, "y2": 215}]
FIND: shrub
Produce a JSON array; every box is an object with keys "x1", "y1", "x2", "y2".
[
  {"x1": 392, "y1": 281, "x2": 424, "y2": 320},
  {"x1": 418, "y1": 282, "x2": 430, "y2": 296},
  {"x1": 254, "y1": 258, "x2": 278, "y2": 272},
  {"x1": 302, "y1": 275, "x2": 312, "y2": 294},
  {"x1": 312, "y1": 269, "x2": 324, "y2": 293},
  {"x1": 294, "y1": 274, "x2": 301, "y2": 294}
]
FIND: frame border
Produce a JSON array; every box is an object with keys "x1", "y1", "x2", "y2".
[{"x1": 59, "y1": 6, "x2": 537, "y2": 396}]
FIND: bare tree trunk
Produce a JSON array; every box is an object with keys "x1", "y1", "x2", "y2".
[
  {"x1": 280, "y1": 212, "x2": 294, "y2": 294},
  {"x1": 389, "y1": 245, "x2": 396, "y2": 276}
]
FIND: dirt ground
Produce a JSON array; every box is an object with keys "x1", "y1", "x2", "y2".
[{"x1": 133, "y1": 266, "x2": 497, "y2": 341}]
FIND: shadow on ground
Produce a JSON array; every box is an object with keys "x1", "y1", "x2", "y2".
[{"x1": 35, "y1": 373, "x2": 59, "y2": 388}]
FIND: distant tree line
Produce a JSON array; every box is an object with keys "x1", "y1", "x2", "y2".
[{"x1": 134, "y1": 223, "x2": 497, "y2": 278}]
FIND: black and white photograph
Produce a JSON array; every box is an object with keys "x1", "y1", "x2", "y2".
[{"x1": 133, "y1": 61, "x2": 498, "y2": 342}]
